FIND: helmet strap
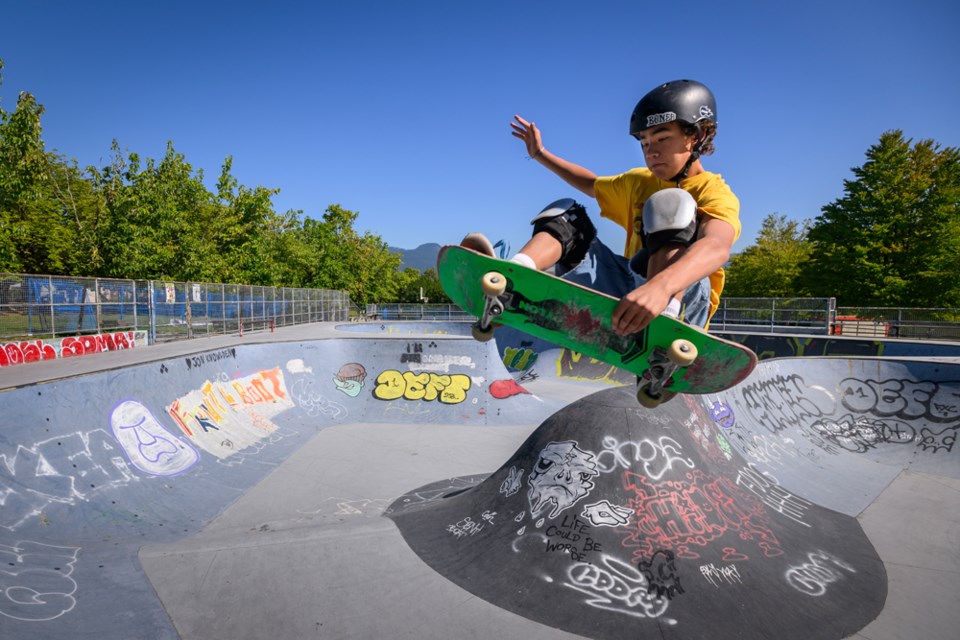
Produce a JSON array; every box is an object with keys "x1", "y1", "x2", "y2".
[{"x1": 669, "y1": 124, "x2": 704, "y2": 184}]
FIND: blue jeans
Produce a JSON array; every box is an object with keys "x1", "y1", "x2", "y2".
[{"x1": 554, "y1": 238, "x2": 711, "y2": 329}]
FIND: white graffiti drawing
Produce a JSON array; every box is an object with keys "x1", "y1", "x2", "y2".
[
  {"x1": 0, "y1": 430, "x2": 139, "y2": 531},
  {"x1": 527, "y1": 441, "x2": 599, "y2": 519},
  {"x1": 447, "y1": 516, "x2": 484, "y2": 539},
  {"x1": 737, "y1": 464, "x2": 812, "y2": 527},
  {"x1": 296, "y1": 497, "x2": 391, "y2": 520},
  {"x1": 581, "y1": 500, "x2": 633, "y2": 527},
  {"x1": 290, "y1": 377, "x2": 348, "y2": 419},
  {"x1": 285, "y1": 359, "x2": 313, "y2": 374},
  {"x1": 564, "y1": 554, "x2": 673, "y2": 621},
  {"x1": 785, "y1": 550, "x2": 856, "y2": 596},
  {"x1": 0, "y1": 541, "x2": 80, "y2": 621},
  {"x1": 500, "y1": 466, "x2": 524, "y2": 497},
  {"x1": 596, "y1": 435, "x2": 694, "y2": 480},
  {"x1": 110, "y1": 400, "x2": 199, "y2": 476},
  {"x1": 700, "y1": 563, "x2": 743, "y2": 588}
]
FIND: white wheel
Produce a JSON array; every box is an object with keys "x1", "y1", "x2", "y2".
[
  {"x1": 472, "y1": 323, "x2": 495, "y2": 342},
  {"x1": 667, "y1": 339, "x2": 698, "y2": 366},
  {"x1": 481, "y1": 271, "x2": 507, "y2": 296}
]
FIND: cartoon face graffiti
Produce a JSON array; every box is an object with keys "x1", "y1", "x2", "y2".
[
  {"x1": 527, "y1": 440, "x2": 599, "y2": 519},
  {"x1": 333, "y1": 362, "x2": 367, "y2": 397}
]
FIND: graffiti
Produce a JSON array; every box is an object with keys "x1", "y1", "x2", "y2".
[
  {"x1": 557, "y1": 349, "x2": 634, "y2": 386},
  {"x1": 500, "y1": 466, "x2": 524, "y2": 497},
  {"x1": 286, "y1": 358, "x2": 313, "y2": 374},
  {"x1": 596, "y1": 435, "x2": 695, "y2": 481},
  {"x1": 0, "y1": 331, "x2": 146, "y2": 368},
  {"x1": 0, "y1": 429, "x2": 138, "y2": 531},
  {"x1": 736, "y1": 464, "x2": 812, "y2": 527},
  {"x1": 503, "y1": 346, "x2": 538, "y2": 371},
  {"x1": 296, "y1": 497, "x2": 391, "y2": 521},
  {"x1": 839, "y1": 377, "x2": 960, "y2": 422},
  {"x1": 489, "y1": 378, "x2": 530, "y2": 399},
  {"x1": 373, "y1": 370, "x2": 471, "y2": 404},
  {"x1": 740, "y1": 374, "x2": 834, "y2": 434},
  {"x1": 0, "y1": 340, "x2": 56, "y2": 366},
  {"x1": 808, "y1": 414, "x2": 917, "y2": 454},
  {"x1": 528, "y1": 441, "x2": 599, "y2": 519},
  {"x1": 290, "y1": 378, "x2": 348, "y2": 419},
  {"x1": 0, "y1": 541, "x2": 80, "y2": 621},
  {"x1": 444, "y1": 510, "x2": 497, "y2": 537},
  {"x1": 918, "y1": 425, "x2": 958, "y2": 453},
  {"x1": 785, "y1": 550, "x2": 856, "y2": 597},
  {"x1": 581, "y1": 500, "x2": 632, "y2": 527},
  {"x1": 622, "y1": 469, "x2": 784, "y2": 562},
  {"x1": 109, "y1": 400, "x2": 199, "y2": 476},
  {"x1": 184, "y1": 348, "x2": 236, "y2": 370},
  {"x1": 638, "y1": 550, "x2": 684, "y2": 600},
  {"x1": 518, "y1": 370, "x2": 539, "y2": 384},
  {"x1": 700, "y1": 562, "x2": 743, "y2": 588},
  {"x1": 709, "y1": 401, "x2": 736, "y2": 428},
  {"x1": 544, "y1": 513, "x2": 602, "y2": 562},
  {"x1": 333, "y1": 363, "x2": 367, "y2": 397},
  {"x1": 564, "y1": 554, "x2": 671, "y2": 620},
  {"x1": 166, "y1": 368, "x2": 294, "y2": 459},
  {"x1": 732, "y1": 431, "x2": 798, "y2": 469}
]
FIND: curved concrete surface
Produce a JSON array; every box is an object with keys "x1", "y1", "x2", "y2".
[{"x1": 0, "y1": 323, "x2": 957, "y2": 639}]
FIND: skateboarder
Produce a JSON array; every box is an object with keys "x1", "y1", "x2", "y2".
[{"x1": 463, "y1": 80, "x2": 741, "y2": 335}]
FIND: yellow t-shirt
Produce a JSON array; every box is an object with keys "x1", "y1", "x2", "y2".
[{"x1": 593, "y1": 169, "x2": 741, "y2": 322}]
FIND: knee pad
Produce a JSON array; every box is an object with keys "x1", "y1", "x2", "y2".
[
  {"x1": 642, "y1": 188, "x2": 698, "y2": 254},
  {"x1": 531, "y1": 198, "x2": 597, "y2": 267}
]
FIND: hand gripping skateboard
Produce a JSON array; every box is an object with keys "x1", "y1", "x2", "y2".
[{"x1": 438, "y1": 245, "x2": 757, "y2": 407}]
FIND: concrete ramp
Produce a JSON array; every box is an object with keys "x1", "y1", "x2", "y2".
[
  {"x1": 1, "y1": 324, "x2": 958, "y2": 640},
  {"x1": 0, "y1": 331, "x2": 565, "y2": 640},
  {"x1": 387, "y1": 357, "x2": 960, "y2": 640}
]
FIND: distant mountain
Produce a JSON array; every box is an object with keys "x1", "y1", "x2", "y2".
[{"x1": 389, "y1": 243, "x2": 442, "y2": 272}]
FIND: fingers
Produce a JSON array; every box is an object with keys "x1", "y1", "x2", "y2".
[
  {"x1": 612, "y1": 300, "x2": 651, "y2": 336},
  {"x1": 511, "y1": 115, "x2": 536, "y2": 137}
]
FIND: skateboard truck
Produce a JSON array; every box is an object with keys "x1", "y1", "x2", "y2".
[
  {"x1": 472, "y1": 271, "x2": 509, "y2": 342},
  {"x1": 636, "y1": 339, "x2": 697, "y2": 408}
]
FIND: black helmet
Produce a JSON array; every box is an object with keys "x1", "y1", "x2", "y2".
[{"x1": 629, "y1": 79, "x2": 717, "y2": 139}]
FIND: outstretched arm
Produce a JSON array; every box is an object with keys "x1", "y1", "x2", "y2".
[
  {"x1": 512, "y1": 115, "x2": 597, "y2": 197},
  {"x1": 611, "y1": 216, "x2": 735, "y2": 335}
]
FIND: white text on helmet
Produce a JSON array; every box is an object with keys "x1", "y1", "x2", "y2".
[{"x1": 646, "y1": 112, "x2": 676, "y2": 127}]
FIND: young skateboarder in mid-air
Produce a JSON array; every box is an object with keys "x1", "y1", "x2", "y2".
[{"x1": 462, "y1": 79, "x2": 741, "y2": 335}]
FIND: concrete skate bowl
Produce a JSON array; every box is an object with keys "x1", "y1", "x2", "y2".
[
  {"x1": 387, "y1": 356, "x2": 960, "y2": 640},
  {"x1": 0, "y1": 334, "x2": 567, "y2": 640}
]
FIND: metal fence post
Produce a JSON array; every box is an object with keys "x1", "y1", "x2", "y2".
[{"x1": 148, "y1": 281, "x2": 157, "y2": 345}]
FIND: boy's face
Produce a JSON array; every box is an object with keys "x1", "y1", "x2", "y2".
[{"x1": 636, "y1": 121, "x2": 696, "y2": 181}]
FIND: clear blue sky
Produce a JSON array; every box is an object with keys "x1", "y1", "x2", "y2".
[{"x1": 3, "y1": 0, "x2": 958, "y2": 255}]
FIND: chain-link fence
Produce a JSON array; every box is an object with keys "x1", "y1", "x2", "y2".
[
  {"x1": 709, "y1": 298, "x2": 835, "y2": 334},
  {"x1": 0, "y1": 274, "x2": 352, "y2": 347},
  {"x1": 369, "y1": 298, "x2": 960, "y2": 343},
  {"x1": 835, "y1": 307, "x2": 960, "y2": 341}
]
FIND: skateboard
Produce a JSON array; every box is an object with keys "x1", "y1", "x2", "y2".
[{"x1": 438, "y1": 245, "x2": 757, "y2": 406}]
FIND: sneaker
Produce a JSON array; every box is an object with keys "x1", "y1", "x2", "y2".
[{"x1": 460, "y1": 232, "x2": 495, "y2": 256}]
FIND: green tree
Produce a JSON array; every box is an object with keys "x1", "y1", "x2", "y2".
[
  {"x1": 0, "y1": 62, "x2": 76, "y2": 273},
  {"x1": 297, "y1": 204, "x2": 402, "y2": 304},
  {"x1": 724, "y1": 214, "x2": 812, "y2": 297},
  {"x1": 800, "y1": 131, "x2": 960, "y2": 306}
]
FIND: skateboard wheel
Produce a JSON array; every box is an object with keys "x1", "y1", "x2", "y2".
[
  {"x1": 472, "y1": 323, "x2": 495, "y2": 342},
  {"x1": 636, "y1": 386, "x2": 664, "y2": 408},
  {"x1": 481, "y1": 271, "x2": 507, "y2": 296},
  {"x1": 667, "y1": 339, "x2": 698, "y2": 366}
]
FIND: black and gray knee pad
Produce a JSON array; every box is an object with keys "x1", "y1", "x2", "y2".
[
  {"x1": 531, "y1": 198, "x2": 597, "y2": 268},
  {"x1": 642, "y1": 188, "x2": 699, "y2": 254}
]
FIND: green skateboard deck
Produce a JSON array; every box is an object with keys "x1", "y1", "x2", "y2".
[{"x1": 438, "y1": 245, "x2": 757, "y2": 400}]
